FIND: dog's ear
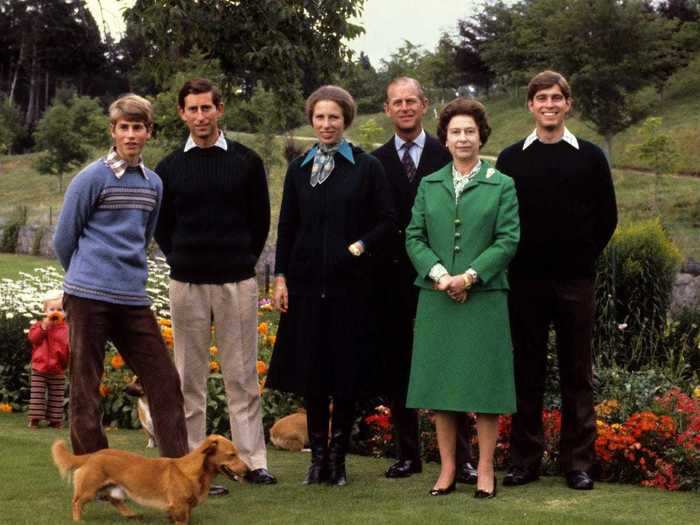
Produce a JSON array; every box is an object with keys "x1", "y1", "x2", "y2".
[{"x1": 202, "y1": 437, "x2": 219, "y2": 456}]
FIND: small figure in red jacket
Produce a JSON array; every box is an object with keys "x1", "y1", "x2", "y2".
[{"x1": 27, "y1": 290, "x2": 69, "y2": 428}]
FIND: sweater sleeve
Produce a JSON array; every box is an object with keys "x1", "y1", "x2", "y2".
[
  {"x1": 468, "y1": 176, "x2": 520, "y2": 284},
  {"x1": 53, "y1": 167, "x2": 101, "y2": 270},
  {"x1": 144, "y1": 174, "x2": 162, "y2": 249},
  {"x1": 357, "y1": 157, "x2": 397, "y2": 250},
  {"x1": 591, "y1": 147, "x2": 618, "y2": 256},
  {"x1": 274, "y1": 163, "x2": 300, "y2": 276},
  {"x1": 247, "y1": 153, "x2": 270, "y2": 260},
  {"x1": 27, "y1": 321, "x2": 46, "y2": 347},
  {"x1": 52, "y1": 325, "x2": 70, "y2": 370},
  {"x1": 154, "y1": 158, "x2": 174, "y2": 256}
]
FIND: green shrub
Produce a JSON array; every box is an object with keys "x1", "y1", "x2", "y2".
[
  {"x1": 0, "y1": 206, "x2": 28, "y2": 253},
  {"x1": 594, "y1": 219, "x2": 683, "y2": 368}
]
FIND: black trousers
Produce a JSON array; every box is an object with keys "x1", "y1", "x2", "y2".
[
  {"x1": 508, "y1": 277, "x2": 596, "y2": 473},
  {"x1": 64, "y1": 294, "x2": 188, "y2": 458}
]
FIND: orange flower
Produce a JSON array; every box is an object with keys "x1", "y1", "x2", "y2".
[
  {"x1": 110, "y1": 354, "x2": 125, "y2": 369},
  {"x1": 210, "y1": 361, "x2": 220, "y2": 373},
  {"x1": 158, "y1": 318, "x2": 171, "y2": 327},
  {"x1": 256, "y1": 360, "x2": 268, "y2": 375},
  {"x1": 0, "y1": 403, "x2": 12, "y2": 413},
  {"x1": 257, "y1": 322, "x2": 268, "y2": 335},
  {"x1": 99, "y1": 384, "x2": 110, "y2": 397},
  {"x1": 209, "y1": 346, "x2": 219, "y2": 356},
  {"x1": 266, "y1": 335, "x2": 277, "y2": 346}
]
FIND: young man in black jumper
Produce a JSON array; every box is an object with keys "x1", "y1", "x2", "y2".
[
  {"x1": 372, "y1": 77, "x2": 477, "y2": 483},
  {"x1": 154, "y1": 78, "x2": 275, "y2": 494},
  {"x1": 496, "y1": 71, "x2": 617, "y2": 490}
]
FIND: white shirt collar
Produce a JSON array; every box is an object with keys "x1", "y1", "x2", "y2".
[
  {"x1": 184, "y1": 131, "x2": 228, "y2": 152},
  {"x1": 393, "y1": 129, "x2": 426, "y2": 152},
  {"x1": 452, "y1": 159, "x2": 482, "y2": 179},
  {"x1": 103, "y1": 147, "x2": 148, "y2": 180},
  {"x1": 523, "y1": 127, "x2": 579, "y2": 150}
]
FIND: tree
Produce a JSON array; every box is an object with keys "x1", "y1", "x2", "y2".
[
  {"x1": 0, "y1": 97, "x2": 24, "y2": 154},
  {"x1": 34, "y1": 94, "x2": 106, "y2": 191},
  {"x1": 338, "y1": 53, "x2": 385, "y2": 114},
  {"x1": 356, "y1": 118, "x2": 385, "y2": 151},
  {"x1": 421, "y1": 33, "x2": 462, "y2": 101},
  {"x1": 122, "y1": 0, "x2": 365, "y2": 99},
  {"x1": 380, "y1": 40, "x2": 427, "y2": 81}
]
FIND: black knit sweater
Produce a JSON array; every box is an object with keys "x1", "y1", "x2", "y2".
[
  {"x1": 496, "y1": 138, "x2": 617, "y2": 279},
  {"x1": 154, "y1": 139, "x2": 270, "y2": 284}
]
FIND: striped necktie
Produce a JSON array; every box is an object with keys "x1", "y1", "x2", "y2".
[{"x1": 401, "y1": 142, "x2": 417, "y2": 182}]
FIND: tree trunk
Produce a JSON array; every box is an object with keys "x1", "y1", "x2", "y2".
[
  {"x1": 24, "y1": 43, "x2": 38, "y2": 127},
  {"x1": 44, "y1": 70, "x2": 50, "y2": 111},
  {"x1": 9, "y1": 38, "x2": 25, "y2": 103}
]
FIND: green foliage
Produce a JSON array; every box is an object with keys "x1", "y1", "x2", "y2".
[
  {"x1": 33, "y1": 94, "x2": 106, "y2": 192},
  {"x1": 0, "y1": 97, "x2": 24, "y2": 154},
  {"x1": 0, "y1": 315, "x2": 31, "y2": 410},
  {"x1": 594, "y1": 219, "x2": 683, "y2": 368},
  {"x1": 355, "y1": 118, "x2": 384, "y2": 151},
  {"x1": 595, "y1": 366, "x2": 678, "y2": 419},
  {"x1": 0, "y1": 205, "x2": 28, "y2": 253}
]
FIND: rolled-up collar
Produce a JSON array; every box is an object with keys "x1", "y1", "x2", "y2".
[{"x1": 301, "y1": 139, "x2": 354, "y2": 166}]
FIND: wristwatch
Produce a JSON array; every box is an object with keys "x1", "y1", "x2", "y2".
[{"x1": 463, "y1": 268, "x2": 478, "y2": 289}]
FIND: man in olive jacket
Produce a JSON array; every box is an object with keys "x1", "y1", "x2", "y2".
[{"x1": 371, "y1": 77, "x2": 477, "y2": 482}]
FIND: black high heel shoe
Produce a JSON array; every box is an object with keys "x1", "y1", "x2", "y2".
[
  {"x1": 474, "y1": 476, "x2": 497, "y2": 499},
  {"x1": 429, "y1": 480, "x2": 456, "y2": 496}
]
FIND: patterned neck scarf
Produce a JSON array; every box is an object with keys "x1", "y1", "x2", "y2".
[{"x1": 310, "y1": 142, "x2": 341, "y2": 187}]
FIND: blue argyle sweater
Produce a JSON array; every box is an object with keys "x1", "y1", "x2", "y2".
[{"x1": 53, "y1": 159, "x2": 162, "y2": 305}]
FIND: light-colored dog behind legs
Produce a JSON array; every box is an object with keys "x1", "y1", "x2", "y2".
[{"x1": 51, "y1": 435, "x2": 249, "y2": 524}]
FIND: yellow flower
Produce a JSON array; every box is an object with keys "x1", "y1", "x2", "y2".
[
  {"x1": 257, "y1": 322, "x2": 268, "y2": 335},
  {"x1": 210, "y1": 361, "x2": 220, "y2": 373},
  {"x1": 0, "y1": 403, "x2": 12, "y2": 413},
  {"x1": 693, "y1": 386, "x2": 700, "y2": 399},
  {"x1": 110, "y1": 354, "x2": 125, "y2": 369},
  {"x1": 256, "y1": 360, "x2": 268, "y2": 375},
  {"x1": 266, "y1": 335, "x2": 277, "y2": 346},
  {"x1": 209, "y1": 346, "x2": 219, "y2": 356},
  {"x1": 158, "y1": 318, "x2": 171, "y2": 327}
]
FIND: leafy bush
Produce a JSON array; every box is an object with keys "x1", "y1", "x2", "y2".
[
  {"x1": 0, "y1": 205, "x2": 28, "y2": 253},
  {"x1": 594, "y1": 219, "x2": 683, "y2": 368},
  {"x1": 0, "y1": 97, "x2": 24, "y2": 154}
]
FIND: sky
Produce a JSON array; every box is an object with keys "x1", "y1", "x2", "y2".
[{"x1": 85, "y1": 0, "x2": 481, "y2": 64}]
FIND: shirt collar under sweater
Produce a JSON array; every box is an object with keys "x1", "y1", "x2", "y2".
[
  {"x1": 523, "y1": 126, "x2": 579, "y2": 151},
  {"x1": 393, "y1": 128, "x2": 426, "y2": 167},
  {"x1": 103, "y1": 147, "x2": 149, "y2": 180},
  {"x1": 301, "y1": 139, "x2": 355, "y2": 166},
  {"x1": 183, "y1": 131, "x2": 228, "y2": 152}
]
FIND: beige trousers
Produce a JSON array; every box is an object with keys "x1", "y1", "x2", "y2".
[{"x1": 169, "y1": 278, "x2": 267, "y2": 470}]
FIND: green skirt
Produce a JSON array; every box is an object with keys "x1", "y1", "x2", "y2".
[{"x1": 406, "y1": 289, "x2": 516, "y2": 414}]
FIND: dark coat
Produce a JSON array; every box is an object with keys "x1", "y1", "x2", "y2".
[
  {"x1": 371, "y1": 133, "x2": 451, "y2": 397},
  {"x1": 266, "y1": 144, "x2": 397, "y2": 399}
]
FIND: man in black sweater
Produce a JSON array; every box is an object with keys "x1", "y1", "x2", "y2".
[
  {"x1": 372, "y1": 77, "x2": 477, "y2": 483},
  {"x1": 154, "y1": 78, "x2": 275, "y2": 493},
  {"x1": 496, "y1": 71, "x2": 617, "y2": 490}
]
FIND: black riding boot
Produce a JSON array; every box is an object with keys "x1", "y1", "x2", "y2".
[
  {"x1": 328, "y1": 399, "x2": 354, "y2": 486},
  {"x1": 304, "y1": 396, "x2": 330, "y2": 484}
]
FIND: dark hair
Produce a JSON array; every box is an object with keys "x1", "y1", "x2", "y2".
[
  {"x1": 437, "y1": 98, "x2": 491, "y2": 147},
  {"x1": 305, "y1": 85, "x2": 356, "y2": 127},
  {"x1": 385, "y1": 77, "x2": 426, "y2": 102},
  {"x1": 527, "y1": 70, "x2": 571, "y2": 101},
  {"x1": 178, "y1": 78, "x2": 222, "y2": 109}
]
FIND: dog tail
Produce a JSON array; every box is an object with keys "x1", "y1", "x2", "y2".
[{"x1": 51, "y1": 439, "x2": 87, "y2": 481}]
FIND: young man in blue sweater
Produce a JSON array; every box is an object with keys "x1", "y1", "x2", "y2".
[{"x1": 54, "y1": 94, "x2": 188, "y2": 459}]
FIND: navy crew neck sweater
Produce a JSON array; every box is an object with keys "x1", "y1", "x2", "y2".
[
  {"x1": 154, "y1": 139, "x2": 270, "y2": 284},
  {"x1": 496, "y1": 137, "x2": 617, "y2": 279}
]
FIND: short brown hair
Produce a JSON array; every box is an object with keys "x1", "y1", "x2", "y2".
[
  {"x1": 527, "y1": 70, "x2": 571, "y2": 101},
  {"x1": 437, "y1": 98, "x2": 491, "y2": 147},
  {"x1": 178, "y1": 78, "x2": 222, "y2": 109},
  {"x1": 109, "y1": 94, "x2": 154, "y2": 129},
  {"x1": 305, "y1": 85, "x2": 356, "y2": 128},
  {"x1": 385, "y1": 77, "x2": 426, "y2": 102}
]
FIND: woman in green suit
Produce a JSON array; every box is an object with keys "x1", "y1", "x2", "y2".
[{"x1": 405, "y1": 98, "x2": 519, "y2": 499}]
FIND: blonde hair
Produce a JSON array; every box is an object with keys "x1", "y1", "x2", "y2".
[
  {"x1": 109, "y1": 94, "x2": 154, "y2": 129},
  {"x1": 42, "y1": 290, "x2": 63, "y2": 308}
]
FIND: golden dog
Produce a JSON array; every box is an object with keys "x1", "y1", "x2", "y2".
[
  {"x1": 270, "y1": 409, "x2": 309, "y2": 452},
  {"x1": 51, "y1": 435, "x2": 249, "y2": 524}
]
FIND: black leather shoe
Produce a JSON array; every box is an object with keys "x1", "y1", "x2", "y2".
[
  {"x1": 565, "y1": 470, "x2": 594, "y2": 490},
  {"x1": 208, "y1": 484, "x2": 229, "y2": 496},
  {"x1": 245, "y1": 468, "x2": 277, "y2": 485},
  {"x1": 385, "y1": 459, "x2": 422, "y2": 478},
  {"x1": 474, "y1": 476, "x2": 497, "y2": 499},
  {"x1": 502, "y1": 467, "x2": 539, "y2": 486},
  {"x1": 455, "y1": 461, "x2": 478, "y2": 484},
  {"x1": 428, "y1": 480, "x2": 456, "y2": 496}
]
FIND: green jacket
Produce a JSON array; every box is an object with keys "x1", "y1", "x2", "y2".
[{"x1": 405, "y1": 160, "x2": 520, "y2": 291}]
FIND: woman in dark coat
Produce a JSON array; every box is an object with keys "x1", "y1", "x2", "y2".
[{"x1": 266, "y1": 85, "x2": 396, "y2": 486}]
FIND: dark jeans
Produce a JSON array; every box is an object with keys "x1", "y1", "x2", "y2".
[
  {"x1": 508, "y1": 278, "x2": 596, "y2": 473},
  {"x1": 64, "y1": 294, "x2": 188, "y2": 457}
]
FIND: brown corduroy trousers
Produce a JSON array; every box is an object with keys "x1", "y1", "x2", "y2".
[{"x1": 64, "y1": 294, "x2": 188, "y2": 458}]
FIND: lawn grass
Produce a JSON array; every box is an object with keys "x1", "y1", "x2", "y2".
[
  {"x1": 0, "y1": 253, "x2": 62, "y2": 280},
  {"x1": 1, "y1": 412, "x2": 698, "y2": 524}
]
